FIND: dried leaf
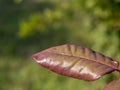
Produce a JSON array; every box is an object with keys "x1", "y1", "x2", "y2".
[
  {"x1": 32, "y1": 44, "x2": 119, "y2": 81},
  {"x1": 104, "y1": 79, "x2": 120, "y2": 90}
]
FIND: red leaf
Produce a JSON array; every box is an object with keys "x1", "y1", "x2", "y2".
[
  {"x1": 32, "y1": 44, "x2": 119, "y2": 81},
  {"x1": 104, "y1": 79, "x2": 120, "y2": 90}
]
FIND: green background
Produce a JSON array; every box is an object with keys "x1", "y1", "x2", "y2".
[{"x1": 0, "y1": 0, "x2": 120, "y2": 90}]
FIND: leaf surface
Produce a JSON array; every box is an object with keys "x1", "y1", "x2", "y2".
[
  {"x1": 104, "y1": 79, "x2": 120, "y2": 90},
  {"x1": 32, "y1": 44, "x2": 119, "y2": 81}
]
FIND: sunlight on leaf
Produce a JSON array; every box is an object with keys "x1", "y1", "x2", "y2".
[{"x1": 32, "y1": 44, "x2": 119, "y2": 81}]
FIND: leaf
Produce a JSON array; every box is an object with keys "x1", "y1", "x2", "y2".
[
  {"x1": 104, "y1": 78, "x2": 120, "y2": 90},
  {"x1": 32, "y1": 44, "x2": 119, "y2": 81}
]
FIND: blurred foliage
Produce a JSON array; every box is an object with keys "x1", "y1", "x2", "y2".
[
  {"x1": 0, "y1": 57, "x2": 117, "y2": 90},
  {"x1": 0, "y1": 0, "x2": 120, "y2": 58},
  {"x1": 0, "y1": 0, "x2": 120, "y2": 90}
]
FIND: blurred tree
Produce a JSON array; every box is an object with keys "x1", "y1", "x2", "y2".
[{"x1": 0, "y1": 0, "x2": 120, "y2": 59}]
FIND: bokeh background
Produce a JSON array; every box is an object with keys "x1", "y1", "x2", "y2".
[{"x1": 0, "y1": 0, "x2": 120, "y2": 90}]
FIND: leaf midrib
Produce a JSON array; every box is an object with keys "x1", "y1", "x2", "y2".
[{"x1": 45, "y1": 51, "x2": 118, "y2": 70}]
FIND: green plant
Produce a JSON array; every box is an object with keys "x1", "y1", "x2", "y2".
[{"x1": 32, "y1": 44, "x2": 120, "y2": 90}]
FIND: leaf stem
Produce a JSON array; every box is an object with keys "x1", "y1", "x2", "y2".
[{"x1": 115, "y1": 69, "x2": 120, "y2": 73}]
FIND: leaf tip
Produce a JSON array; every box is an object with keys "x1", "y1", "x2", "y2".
[{"x1": 32, "y1": 53, "x2": 41, "y2": 63}]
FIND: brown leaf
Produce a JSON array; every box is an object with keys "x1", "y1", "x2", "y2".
[
  {"x1": 32, "y1": 44, "x2": 119, "y2": 81},
  {"x1": 104, "y1": 79, "x2": 120, "y2": 90}
]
